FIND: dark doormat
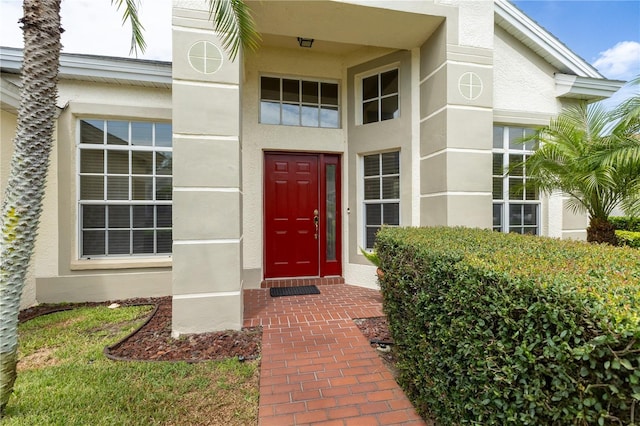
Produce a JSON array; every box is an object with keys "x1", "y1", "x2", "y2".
[{"x1": 270, "y1": 285, "x2": 321, "y2": 297}]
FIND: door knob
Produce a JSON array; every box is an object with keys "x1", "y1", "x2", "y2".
[{"x1": 313, "y1": 209, "x2": 319, "y2": 239}]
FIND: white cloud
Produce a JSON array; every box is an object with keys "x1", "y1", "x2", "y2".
[
  {"x1": 0, "y1": 0, "x2": 171, "y2": 61},
  {"x1": 592, "y1": 41, "x2": 640, "y2": 81},
  {"x1": 60, "y1": 0, "x2": 172, "y2": 60}
]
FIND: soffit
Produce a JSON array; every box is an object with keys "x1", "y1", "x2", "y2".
[
  {"x1": 555, "y1": 74, "x2": 624, "y2": 101},
  {"x1": 0, "y1": 46, "x2": 172, "y2": 89},
  {"x1": 246, "y1": 0, "x2": 444, "y2": 53},
  {"x1": 1, "y1": 77, "x2": 21, "y2": 113}
]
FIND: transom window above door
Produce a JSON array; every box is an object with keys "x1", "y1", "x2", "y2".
[
  {"x1": 260, "y1": 76, "x2": 339, "y2": 128},
  {"x1": 361, "y1": 68, "x2": 399, "y2": 125}
]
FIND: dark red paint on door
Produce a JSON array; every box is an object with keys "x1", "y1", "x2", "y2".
[{"x1": 264, "y1": 153, "x2": 341, "y2": 278}]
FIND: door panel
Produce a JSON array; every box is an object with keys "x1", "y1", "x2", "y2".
[
  {"x1": 264, "y1": 153, "x2": 342, "y2": 278},
  {"x1": 265, "y1": 154, "x2": 319, "y2": 277}
]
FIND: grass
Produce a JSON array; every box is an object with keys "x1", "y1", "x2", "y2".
[{"x1": 3, "y1": 306, "x2": 259, "y2": 426}]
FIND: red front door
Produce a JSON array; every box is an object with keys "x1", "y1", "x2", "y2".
[{"x1": 264, "y1": 153, "x2": 341, "y2": 278}]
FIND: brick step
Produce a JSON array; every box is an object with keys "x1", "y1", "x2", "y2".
[{"x1": 261, "y1": 277, "x2": 345, "y2": 288}]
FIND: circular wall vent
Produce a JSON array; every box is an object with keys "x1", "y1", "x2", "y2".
[
  {"x1": 188, "y1": 41, "x2": 223, "y2": 75},
  {"x1": 458, "y1": 71, "x2": 483, "y2": 100}
]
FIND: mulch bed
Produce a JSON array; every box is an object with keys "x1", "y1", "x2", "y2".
[
  {"x1": 20, "y1": 297, "x2": 395, "y2": 366},
  {"x1": 106, "y1": 298, "x2": 262, "y2": 362},
  {"x1": 354, "y1": 316, "x2": 398, "y2": 375}
]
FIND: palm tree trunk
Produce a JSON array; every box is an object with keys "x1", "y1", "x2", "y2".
[
  {"x1": 0, "y1": 0, "x2": 61, "y2": 415},
  {"x1": 586, "y1": 217, "x2": 618, "y2": 245}
]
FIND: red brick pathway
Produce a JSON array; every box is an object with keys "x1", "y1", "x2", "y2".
[{"x1": 244, "y1": 284, "x2": 427, "y2": 426}]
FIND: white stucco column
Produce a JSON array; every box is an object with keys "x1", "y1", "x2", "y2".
[
  {"x1": 419, "y1": 1, "x2": 494, "y2": 228},
  {"x1": 171, "y1": 2, "x2": 243, "y2": 336}
]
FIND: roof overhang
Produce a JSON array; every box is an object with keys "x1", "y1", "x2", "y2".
[
  {"x1": 0, "y1": 46, "x2": 172, "y2": 88},
  {"x1": 494, "y1": 0, "x2": 603, "y2": 79},
  {"x1": 1, "y1": 77, "x2": 20, "y2": 113},
  {"x1": 555, "y1": 74, "x2": 625, "y2": 102},
  {"x1": 246, "y1": 0, "x2": 444, "y2": 53},
  {"x1": 0, "y1": 75, "x2": 63, "y2": 117}
]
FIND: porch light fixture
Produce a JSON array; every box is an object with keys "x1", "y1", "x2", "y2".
[{"x1": 297, "y1": 37, "x2": 314, "y2": 48}]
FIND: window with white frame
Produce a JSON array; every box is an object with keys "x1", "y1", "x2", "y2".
[
  {"x1": 78, "y1": 119, "x2": 172, "y2": 257},
  {"x1": 492, "y1": 126, "x2": 539, "y2": 234},
  {"x1": 259, "y1": 76, "x2": 339, "y2": 128},
  {"x1": 363, "y1": 151, "x2": 400, "y2": 249},
  {"x1": 361, "y1": 68, "x2": 399, "y2": 125}
]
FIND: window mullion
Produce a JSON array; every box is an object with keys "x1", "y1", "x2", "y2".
[
  {"x1": 502, "y1": 145, "x2": 508, "y2": 232},
  {"x1": 129, "y1": 205, "x2": 133, "y2": 255},
  {"x1": 128, "y1": 150, "x2": 132, "y2": 201},
  {"x1": 105, "y1": 207, "x2": 110, "y2": 255},
  {"x1": 279, "y1": 78, "x2": 283, "y2": 125},
  {"x1": 379, "y1": 154, "x2": 383, "y2": 200}
]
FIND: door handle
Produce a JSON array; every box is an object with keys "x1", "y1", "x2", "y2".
[{"x1": 313, "y1": 209, "x2": 319, "y2": 240}]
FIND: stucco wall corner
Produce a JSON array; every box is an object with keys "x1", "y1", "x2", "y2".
[{"x1": 436, "y1": 0, "x2": 494, "y2": 49}]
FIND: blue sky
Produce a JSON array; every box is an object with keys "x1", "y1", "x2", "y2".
[
  {"x1": 0, "y1": 0, "x2": 638, "y2": 96},
  {"x1": 512, "y1": 0, "x2": 640, "y2": 82}
]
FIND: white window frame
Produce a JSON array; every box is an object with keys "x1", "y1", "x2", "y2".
[
  {"x1": 258, "y1": 74, "x2": 340, "y2": 128},
  {"x1": 361, "y1": 150, "x2": 401, "y2": 250},
  {"x1": 492, "y1": 125, "x2": 540, "y2": 235},
  {"x1": 77, "y1": 119, "x2": 173, "y2": 258},
  {"x1": 356, "y1": 64, "x2": 400, "y2": 126}
]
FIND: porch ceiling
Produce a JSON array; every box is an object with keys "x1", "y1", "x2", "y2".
[{"x1": 247, "y1": 0, "x2": 444, "y2": 53}]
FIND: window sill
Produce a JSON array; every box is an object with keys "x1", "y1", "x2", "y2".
[{"x1": 70, "y1": 257, "x2": 172, "y2": 271}]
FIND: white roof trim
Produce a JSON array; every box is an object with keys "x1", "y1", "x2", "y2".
[
  {"x1": 494, "y1": 0, "x2": 603, "y2": 79},
  {"x1": 0, "y1": 46, "x2": 171, "y2": 86},
  {"x1": 1, "y1": 77, "x2": 66, "y2": 116},
  {"x1": 555, "y1": 74, "x2": 624, "y2": 101},
  {"x1": 1, "y1": 77, "x2": 21, "y2": 113}
]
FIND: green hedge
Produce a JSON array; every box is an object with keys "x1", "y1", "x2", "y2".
[
  {"x1": 610, "y1": 216, "x2": 640, "y2": 232},
  {"x1": 617, "y1": 230, "x2": 640, "y2": 249},
  {"x1": 376, "y1": 227, "x2": 640, "y2": 425}
]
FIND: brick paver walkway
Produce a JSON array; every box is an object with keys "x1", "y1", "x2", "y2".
[{"x1": 244, "y1": 284, "x2": 427, "y2": 426}]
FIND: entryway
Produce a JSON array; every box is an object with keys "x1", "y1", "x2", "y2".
[
  {"x1": 264, "y1": 152, "x2": 341, "y2": 279},
  {"x1": 243, "y1": 284, "x2": 427, "y2": 425}
]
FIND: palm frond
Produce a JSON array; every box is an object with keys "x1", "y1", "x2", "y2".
[
  {"x1": 208, "y1": 0, "x2": 261, "y2": 61},
  {"x1": 610, "y1": 76, "x2": 640, "y2": 124},
  {"x1": 111, "y1": 0, "x2": 146, "y2": 55},
  {"x1": 563, "y1": 195, "x2": 588, "y2": 216},
  {"x1": 518, "y1": 99, "x2": 639, "y2": 222},
  {"x1": 621, "y1": 190, "x2": 640, "y2": 217}
]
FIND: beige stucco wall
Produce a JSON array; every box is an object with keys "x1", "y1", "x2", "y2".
[
  {"x1": 0, "y1": 109, "x2": 38, "y2": 309},
  {"x1": 0, "y1": 110, "x2": 16, "y2": 196},
  {"x1": 30, "y1": 80, "x2": 173, "y2": 304},
  {"x1": 436, "y1": 0, "x2": 494, "y2": 49},
  {"x1": 346, "y1": 51, "x2": 414, "y2": 271},
  {"x1": 172, "y1": 4, "x2": 245, "y2": 334},
  {"x1": 493, "y1": 26, "x2": 559, "y2": 114},
  {"x1": 418, "y1": 8, "x2": 494, "y2": 230}
]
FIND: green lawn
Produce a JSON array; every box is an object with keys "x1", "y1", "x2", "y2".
[{"x1": 3, "y1": 306, "x2": 259, "y2": 425}]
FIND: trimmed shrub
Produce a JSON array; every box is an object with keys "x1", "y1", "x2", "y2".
[
  {"x1": 376, "y1": 227, "x2": 640, "y2": 425},
  {"x1": 610, "y1": 216, "x2": 640, "y2": 232},
  {"x1": 617, "y1": 230, "x2": 640, "y2": 249}
]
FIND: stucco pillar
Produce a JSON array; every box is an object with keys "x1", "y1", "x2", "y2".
[
  {"x1": 419, "y1": 7, "x2": 494, "y2": 228},
  {"x1": 171, "y1": 2, "x2": 243, "y2": 335}
]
